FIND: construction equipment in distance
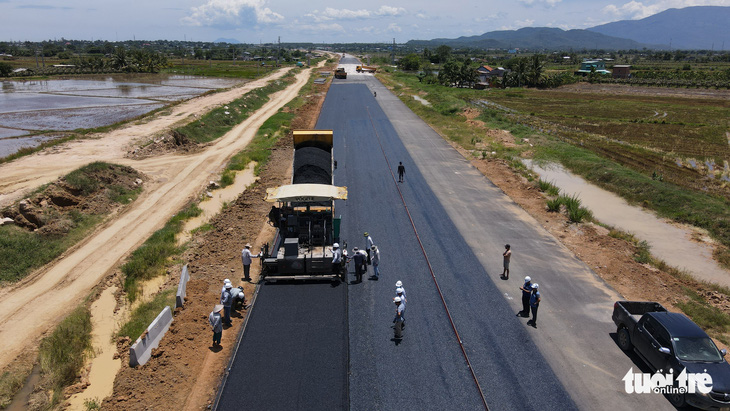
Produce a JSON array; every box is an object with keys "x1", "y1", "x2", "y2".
[
  {"x1": 262, "y1": 130, "x2": 348, "y2": 281},
  {"x1": 356, "y1": 65, "x2": 376, "y2": 73},
  {"x1": 334, "y1": 67, "x2": 347, "y2": 79}
]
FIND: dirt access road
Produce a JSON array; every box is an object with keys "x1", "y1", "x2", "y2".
[{"x1": 0, "y1": 64, "x2": 318, "y2": 371}]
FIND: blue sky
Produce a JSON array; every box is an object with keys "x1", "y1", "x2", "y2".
[{"x1": 1, "y1": 0, "x2": 729, "y2": 43}]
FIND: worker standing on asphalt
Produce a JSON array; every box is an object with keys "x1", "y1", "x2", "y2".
[
  {"x1": 331, "y1": 242, "x2": 343, "y2": 275},
  {"x1": 350, "y1": 247, "x2": 366, "y2": 283},
  {"x1": 241, "y1": 243, "x2": 262, "y2": 282},
  {"x1": 394, "y1": 287, "x2": 406, "y2": 323},
  {"x1": 220, "y1": 283, "x2": 233, "y2": 325},
  {"x1": 364, "y1": 232, "x2": 374, "y2": 264},
  {"x1": 209, "y1": 305, "x2": 224, "y2": 347},
  {"x1": 502, "y1": 244, "x2": 512, "y2": 279},
  {"x1": 370, "y1": 245, "x2": 380, "y2": 280},
  {"x1": 395, "y1": 280, "x2": 406, "y2": 301},
  {"x1": 397, "y1": 162, "x2": 406, "y2": 183},
  {"x1": 394, "y1": 296, "x2": 405, "y2": 330},
  {"x1": 518, "y1": 276, "x2": 532, "y2": 317},
  {"x1": 527, "y1": 283, "x2": 541, "y2": 328}
]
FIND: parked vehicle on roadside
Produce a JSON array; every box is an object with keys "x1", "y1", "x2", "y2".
[{"x1": 613, "y1": 301, "x2": 730, "y2": 409}]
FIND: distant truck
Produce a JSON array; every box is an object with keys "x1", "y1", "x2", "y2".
[
  {"x1": 613, "y1": 301, "x2": 730, "y2": 409},
  {"x1": 261, "y1": 130, "x2": 348, "y2": 281},
  {"x1": 356, "y1": 65, "x2": 376, "y2": 73},
  {"x1": 334, "y1": 67, "x2": 347, "y2": 79}
]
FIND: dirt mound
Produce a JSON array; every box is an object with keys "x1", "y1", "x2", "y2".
[
  {"x1": 1, "y1": 163, "x2": 143, "y2": 235},
  {"x1": 128, "y1": 130, "x2": 201, "y2": 159}
]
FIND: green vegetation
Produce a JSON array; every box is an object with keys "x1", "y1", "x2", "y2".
[
  {"x1": 546, "y1": 198, "x2": 562, "y2": 212},
  {"x1": 537, "y1": 179, "x2": 560, "y2": 196},
  {"x1": 0, "y1": 362, "x2": 34, "y2": 409},
  {"x1": 38, "y1": 306, "x2": 92, "y2": 405},
  {"x1": 175, "y1": 73, "x2": 296, "y2": 144},
  {"x1": 121, "y1": 203, "x2": 201, "y2": 301},
  {"x1": 677, "y1": 288, "x2": 730, "y2": 344},
  {"x1": 118, "y1": 289, "x2": 176, "y2": 341},
  {"x1": 0, "y1": 214, "x2": 102, "y2": 283}
]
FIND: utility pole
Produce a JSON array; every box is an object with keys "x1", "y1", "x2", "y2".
[
  {"x1": 392, "y1": 38, "x2": 395, "y2": 65},
  {"x1": 277, "y1": 36, "x2": 281, "y2": 66}
]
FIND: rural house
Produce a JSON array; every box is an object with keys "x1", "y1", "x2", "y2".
[
  {"x1": 612, "y1": 65, "x2": 631, "y2": 79},
  {"x1": 575, "y1": 60, "x2": 611, "y2": 76},
  {"x1": 476, "y1": 65, "x2": 506, "y2": 86}
]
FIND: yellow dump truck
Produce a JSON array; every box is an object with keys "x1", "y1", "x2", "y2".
[
  {"x1": 356, "y1": 65, "x2": 377, "y2": 73},
  {"x1": 334, "y1": 67, "x2": 347, "y2": 79}
]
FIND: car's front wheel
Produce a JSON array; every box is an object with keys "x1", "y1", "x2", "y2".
[{"x1": 617, "y1": 327, "x2": 633, "y2": 351}]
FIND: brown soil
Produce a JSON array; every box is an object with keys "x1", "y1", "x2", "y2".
[
  {"x1": 1, "y1": 164, "x2": 142, "y2": 235},
  {"x1": 99, "y1": 69, "x2": 330, "y2": 411}
]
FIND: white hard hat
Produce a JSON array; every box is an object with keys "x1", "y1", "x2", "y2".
[
  {"x1": 532, "y1": 283, "x2": 539, "y2": 289},
  {"x1": 353, "y1": 247, "x2": 358, "y2": 251},
  {"x1": 524, "y1": 276, "x2": 531, "y2": 282},
  {"x1": 396, "y1": 287, "x2": 404, "y2": 294},
  {"x1": 395, "y1": 280, "x2": 402, "y2": 287},
  {"x1": 394, "y1": 296, "x2": 402, "y2": 303},
  {"x1": 225, "y1": 283, "x2": 232, "y2": 289},
  {"x1": 224, "y1": 278, "x2": 231, "y2": 284},
  {"x1": 333, "y1": 243, "x2": 339, "y2": 248}
]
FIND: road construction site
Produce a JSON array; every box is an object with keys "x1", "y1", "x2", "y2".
[{"x1": 3, "y1": 54, "x2": 722, "y2": 410}]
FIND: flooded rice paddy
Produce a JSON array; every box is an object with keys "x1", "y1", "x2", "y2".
[{"x1": 0, "y1": 75, "x2": 245, "y2": 158}]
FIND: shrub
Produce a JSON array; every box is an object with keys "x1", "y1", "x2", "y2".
[
  {"x1": 39, "y1": 307, "x2": 92, "y2": 394},
  {"x1": 546, "y1": 198, "x2": 562, "y2": 212}
]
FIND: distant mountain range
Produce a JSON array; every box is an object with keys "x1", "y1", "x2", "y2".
[
  {"x1": 587, "y1": 6, "x2": 730, "y2": 50},
  {"x1": 406, "y1": 6, "x2": 730, "y2": 51}
]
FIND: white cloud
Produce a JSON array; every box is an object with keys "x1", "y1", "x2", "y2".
[
  {"x1": 416, "y1": 13, "x2": 428, "y2": 19},
  {"x1": 387, "y1": 23, "x2": 402, "y2": 32},
  {"x1": 517, "y1": 0, "x2": 562, "y2": 6},
  {"x1": 304, "y1": 5, "x2": 406, "y2": 23},
  {"x1": 499, "y1": 19, "x2": 535, "y2": 30},
  {"x1": 297, "y1": 22, "x2": 346, "y2": 33},
  {"x1": 181, "y1": 0, "x2": 283, "y2": 26},
  {"x1": 376, "y1": 5, "x2": 406, "y2": 16},
  {"x1": 602, "y1": 0, "x2": 730, "y2": 20}
]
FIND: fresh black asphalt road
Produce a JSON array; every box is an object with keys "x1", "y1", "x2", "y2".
[
  {"x1": 319, "y1": 77, "x2": 573, "y2": 410},
  {"x1": 217, "y1": 282, "x2": 348, "y2": 410},
  {"x1": 218, "y1": 57, "x2": 674, "y2": 410}
]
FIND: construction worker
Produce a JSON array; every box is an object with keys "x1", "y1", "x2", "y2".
[
  {"x1": 229, "y1": 286, "x2": 248, "y2": 313},
  {"x1": 397, "y1": 162, "x2": 406, "y2": 183},
  {"x1": 241, "y1": 243, "x2": 262, "y2": 282},
  {"x1": 394, "y1": 296, "x2": 405, "y2": 330},
  {"x1": 221, "y1": 278, "x2": 231, "y2": 293},
  {"x1": 518, "y1": 276, "x2": 532, "y2": 317},
  {"x1": 502, "y1": 244, "x2": 512, "y2": 279},
  {"x1": 395, "y1": 280, "x2": 406, "y2": 301},
  {"x1": 331, "y1": 242, "x2": 344, "y2": 276},
  {"x1": 527, "y1": 283, "x2": 541, "y2": 328},
  {"x1": 394, "y1": 287, "x2": 406, "y2": 322},
  {"x1": 220, "y1": 283, "x2": 233, "y2": 325},
  {"x1": 350, "y1": 246, "x2": 366, "y2": 283},
  {"x1": 364, "y1": 232, "x2": 373, "y2": 264},
  {"x1": 209, "y1": 305, "x2": 224, "y2": 347},
  {"x1": 370, "y1": 245, "x2": 380, "y2": 280}
]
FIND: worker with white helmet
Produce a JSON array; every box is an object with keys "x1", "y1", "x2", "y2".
[
  {"x1": 395, "y1": 280, "x2": 406, "y2": 301},
  {"x1": 527, "y1": 283, "x2": 541, "y2": 328},
  {"x1": 220, "y1": 283, "x2": 233, "y2": 325},
  {"x1": 222, "y1": 278, "x2": 231, "y2": 293},
  {"x1": 241, "y1": 242, "x2": 263, "y2": 282},
  {"x1": 393, "y1": 296, "x2": 405, "y2": 329},
  {"x1": 331, "y1": 242, "x2": 344, "y2": 278},
  {"x1": 364, "y1": 232, "x2": 374, "y2": 264},
  {"x1": 518, "y1": 276, "x2": 532, "y2": 318}
]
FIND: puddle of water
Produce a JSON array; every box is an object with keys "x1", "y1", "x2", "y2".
[
  {"x1": 6, "y1": 364, "x2": 41, "y2": 411},
  {"x1": 0, "y1": 127, "x2": 28, "y2": 139},
  {"x1": 179, "y1": 162, "x2": 258, "y2": 245},
  {"x1": 0, "y1": 103, "x2": 164, "y2": 132},
  {"x1": 66, "y1": 285, "x2": 128, "y2": 410},
  {"x1": 525, "y1": 160, "x2": 730, "y2": 286}
]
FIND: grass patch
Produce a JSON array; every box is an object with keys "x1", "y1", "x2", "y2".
[
  {"x1": 121, "y1": 203, "x2": 201, "y2": 301},
  {"x1": 38, "y1": 306, "x2": 92, "y2": 406},
  {"x1": 0, "y1": 362, "x2": 34, "y2": 409},
  {"x1": 537, "y1": 178, "x2": 560, "y2": 196},
  {"x1": 0, "y1": 214, "x2": 102, "y2": 283},
  {"x1": 175, "y1": 73, "x2": 296, "y2": 144},
  {"x1": 677, "y1": 288, "x2": 730, "y2": 339},
  {"x1": 546, "y1": 198, "x2": 562, "y2": 212},
  {"x1": 117, "y1": 289, "x2": 176, "y2": 341}
]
